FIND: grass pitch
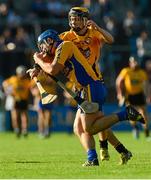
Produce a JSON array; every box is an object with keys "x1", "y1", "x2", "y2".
[{"x1": 0, "y1": 132, "x2": 151, "y2": 179}]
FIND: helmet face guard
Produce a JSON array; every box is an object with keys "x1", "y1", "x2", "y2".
[
  {"x1": 68, "y1": 7, "x2": 90, "y2": 32},
  {"x1": 37, "y1": 29, "x2": 60, "y2": 53}
]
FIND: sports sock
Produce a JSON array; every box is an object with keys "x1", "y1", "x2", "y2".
[
  {"x1": 87, "y1": 149, "x2": 97, "y2": 161},
  {"x1": 44, "y1": 127, "x2": 49, "y2": 136},
  {"x1": 116, "y1": 109, "x2": 128, "y2": 121},
  {"x1": 99, "y1": 139, "x2": 108, "y2": 149},
  {"x1": 132, "y1": 124, "x2": 139, "y2": 139},
  {"x1": 144, "y1": 128, "x2": 150, "y2": 137},
  {"x1": 14, "y1": 128, "x2": 20, "y2": 134},
  {"x1": 115, "y1": 143, "x2": 128, "y2": 154}
]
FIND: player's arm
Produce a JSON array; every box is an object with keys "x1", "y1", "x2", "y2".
[
  {"x1": 33, "y1": 52, "x2": 63, "y2": 76},
  {"x1": 87, "y1": 20, "x2": 114, "y2": 44},
  {"x1": 116, "y1": 72, "x2": 126, "y2": 106},
  {"x1": 116, "y1": 75, "x2": 124, "y2": 98},
  {"x1": 33, "y1": 42, "x2": 72, "y2": 76},
  {"x1": 2, "y1": 78, "x2": 14, "y2": 96},
  {"x1": 2, "y1": 79, "x2": 10, "y2": 93}
]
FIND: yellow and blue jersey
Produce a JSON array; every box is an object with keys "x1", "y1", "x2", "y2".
[
  {"x1": 55, "y1": 40, "x2": 107, "y2": 110},
  {"x1": 55, "y1": 41, "x2": 100, "y2": 86}
]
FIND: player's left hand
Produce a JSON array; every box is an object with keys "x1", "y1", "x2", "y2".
[{"x1": 87, "y1": 20, "x2": 99, "y2": 29}]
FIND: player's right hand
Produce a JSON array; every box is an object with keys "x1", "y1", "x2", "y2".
[
  {"x1": 26, "y1": 68, "x2": 40, "y2": 79},
  {"x1": 117, "y1": 94, "x2": 125, "y2": 107}
]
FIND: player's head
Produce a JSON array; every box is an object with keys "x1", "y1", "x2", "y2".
[
  {"x1": 68, "y1": 7, "x2": 90, "y2": 32},
  {"x1": 129, "y1": 56, "x2": 139, "y2": 69},
  {"x1": 37, "y1": 29, "x2": 60, "y2": 54},
  {"x1": 16, "y1": 65, "x2": 26, "y2": 77}
]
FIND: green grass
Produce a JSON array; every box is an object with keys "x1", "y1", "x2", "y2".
[{"x1": 0, "y1": 132, "x2": 151, "y2": 179}]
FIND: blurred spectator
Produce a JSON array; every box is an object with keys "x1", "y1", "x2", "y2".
[
  {"x1": 136, "y1": 30, "x2": 151, "y2": 63},
  {"x1": 0, "y1": 3, "x2": 9, "y2": 21},
  {"x1": 11, "y1": 0, "x2": 33, "y2": 16},
  {"x1": 7, "y1": 10, "x2": 22, "y2": 28},
  {"x1": 31, "y1": 0, "x2": 48, "y2": 19},
  {"x1": 82, "y1": 0, "x2": 100, "y2": 21},
  {"x1": 47, "y1": 0, "x2": 69, "y2": 18},
  {"x1": 123, "y1": 10, "x2": 142, "y2": 55},
  {"x1": 99, "y1": 0, "x2": 112, "y2": 18},
  {"x1": 103, "y1": 16, "x2": 117, "y2": 37},
  {"x1": 144, "y1": 60, "x2": 151, "y2": 104},
  {"x1": 138, "y1": 0, "x2": 150, "y2": 17},
  {"x1": 14, "y1": 27, "x2": 34, "y2": 51},
  {"x1": 123, "y1": 10, "x2": 140, "y2": 38},
  {"x1": 2, "y1": 28, "x2": 15, "y2": 52}
]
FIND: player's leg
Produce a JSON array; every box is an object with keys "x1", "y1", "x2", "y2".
[
  {"x1": 19, "y1": 100, "x2": 28, "y2": 137},
  {"x1": 137, "y1": 105, "x2": 150, "y2": 138},
  {"x1": 73, "y1": 109, "x2": 99, "y2": 166},
  {"x1": 98, "y1": 129, "x2": 132, "y2": 164},
  {"x1": 20, "y1": 110, "x2": 28, "y2": 137},
  {"x1": 98, "y1": 130, "x2": 110, "y2": 161},
  {"x1": 128, "y1": 93, "x2": 148, "y2": 139},
  {"x1": 130, "y1": 120, "x2": 139, "y2": 139},
  {"x1": 80, "y1": 105, "x2": 145, "y2": 135},
  {"x1": 37, "y1": 109, "x2": 45, "y2": 138},
  {"x1": 83, "y1": 80, "x2": 132, "y2": 163},
  {"x1": 43, "y1": 109, "x2": 51, "y2": 138},
  {"x1": 37, "y1": 100, "x2": 52, "y2": 138},
  {"x1": 11, "y1": 108, "x2": 20, "y2": 137},
  {"x1": 107, "y1": 129, "x2": 132, "y2": 164}
]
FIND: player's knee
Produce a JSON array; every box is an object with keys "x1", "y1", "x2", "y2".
[
  {"x1": 83, "y1": 125, "x2": 93, "y2": 135},
  {"x1": 73, "y1": 125, "x2": 84, "y2": 136}
]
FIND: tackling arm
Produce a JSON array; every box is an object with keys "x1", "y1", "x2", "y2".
[
  {"x1": 116, "y1": 75, "x2": 125, "y2": 106},
  {"x1": 87, "y1": 20, "x2": 114, "y2": 44}
]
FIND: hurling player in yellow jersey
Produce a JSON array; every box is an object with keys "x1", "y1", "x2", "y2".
[
  {"x1": 116, "y1": 56, "x2": 149, "y2": 139},
  {"x1": 28, "y1": 29, "x2": 144, "y2": 166},
  {"x1": 30, "y1": 72, "x2": 57, "y2": 138},
  {"x1": 2, "y1": 66, "x2": 31, "y2": 137},
  {"x1": 60, "y1": 7, "x2": 133, "y2": 164}
]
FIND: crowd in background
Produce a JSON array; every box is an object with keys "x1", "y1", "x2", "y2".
[
  {"x1": 0, "y1": 0, "x2": 151, "y2": 134},
  {"x1": 0, "y1": 0, "x2": 151, "y2": 99}
]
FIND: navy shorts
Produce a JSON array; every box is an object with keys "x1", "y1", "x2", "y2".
[
  {"x1": 38, "y1": 100, "x2": 53, "y2": 110},
  {"x1": 79, "y1": 80, "x2": 107, "y2": 111},
  {"x1": 127, "y1": 92, "x2": 146, "y2": 106}
]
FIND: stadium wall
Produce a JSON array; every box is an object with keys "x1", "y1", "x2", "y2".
[{"x1": 2, "y1": 104, "x2": 151, "y2": 132}]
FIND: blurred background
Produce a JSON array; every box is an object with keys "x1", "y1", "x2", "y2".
[{"x1": 0, "y1": 0, "x2": 151, "y2": 135}]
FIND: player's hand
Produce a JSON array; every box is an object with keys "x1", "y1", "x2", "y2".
[
  {"x1": 146, "y1": 97, "x2": 151, "y2": 104},
  {"x1": 87, "y1": 20, "x2": 99, "y2": 29},
  {"x1": 33, "y1": 52, "x2": 45, "y2": 65},
  {"x1": 26, "y1": 68, "x2": 40, "y2": 79},
  {"x1": 117, "y1": 94, "x2": 125, "y2": 107}
]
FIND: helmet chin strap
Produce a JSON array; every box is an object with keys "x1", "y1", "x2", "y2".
[
  {"x1": 71, "y1": 27, "x2": 82, "y2": 32},
  {"x1": 69, "y1": 16, "x2": 88, "y2": 33}
]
